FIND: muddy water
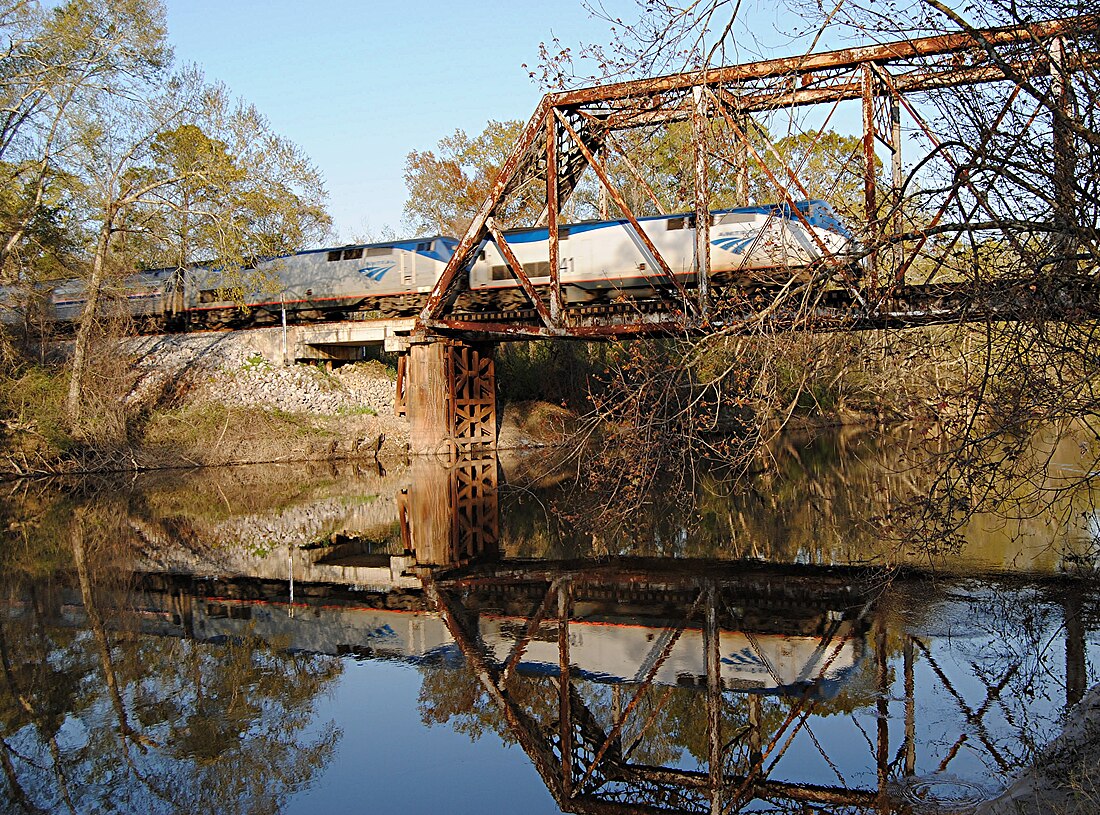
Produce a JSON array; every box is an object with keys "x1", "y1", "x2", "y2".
[{"x1": 0, "y1": 429, "x2": 1097, "y2": 814}]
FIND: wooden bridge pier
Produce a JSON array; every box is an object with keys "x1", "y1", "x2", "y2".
[{"x1": 399, "y1": 337, "x2": 498, "y2": 456}]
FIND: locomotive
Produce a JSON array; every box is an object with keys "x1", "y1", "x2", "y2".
[
  {"x1": 0, "y1": 200, "x2": 851, "y2": 330},
  {"x1": 466, "y1": 199, "x2": 852, "y2": 309},
  {"x1": 186, "y1": 235, "x2": 457, "y2": 327}
]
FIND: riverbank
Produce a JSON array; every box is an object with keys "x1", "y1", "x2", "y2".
[{"x1": 0, "y1": 329, "x2": 584, "y2": 477}]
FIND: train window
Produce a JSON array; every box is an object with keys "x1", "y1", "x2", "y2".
[
  {"x1": 558, "y1": 227, "x2": 571, "y2": 239},
  {"x1": 366, "y1": 247, "x2": 390, "y2": 257},
  {"x1": 523, "y1": 261, "x2": 550, "y2": 278},
  {"x1": 327, "y1": 250, "x2": 342, "y2": 262},
  {"x1": 667, "y1": 217, "x2": 686, "y2": 230},
  {"x1": 416, "y1": 241, "x2": 431, "y2": 251},
  {"x1": 714, "y1": 212, "x2": 753, "y2": 225},
  {"x1": 491, "y1": 264, "x2": 512, "y2": 281},
  {"x1": 342, "y1": 248, "x2": 363, "y2": 261},
  {"x1": 198, "y1": 289, "x2": 219, "y2": 304}
]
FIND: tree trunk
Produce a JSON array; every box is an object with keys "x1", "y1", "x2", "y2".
[{"x1": 65, "y1": 220, "x2": 111, "y2": 430}]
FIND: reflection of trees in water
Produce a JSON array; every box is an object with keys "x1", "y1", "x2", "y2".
[
  {"x1": 501, "y1": 427, "x2": 1099, "y2": 571},
  {"x1": 502, "y1": 429, "x2": 911, "y2": 563},
  {"x1": 0, "y1": 501, "x2": 343, "y2": 814}
]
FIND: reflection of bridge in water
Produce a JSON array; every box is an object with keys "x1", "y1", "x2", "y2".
[{"x1": 56, "y1": 451, "x2": 1092, "y2": 814}]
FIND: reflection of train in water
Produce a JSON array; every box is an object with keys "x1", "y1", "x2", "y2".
[
  {"x1": 1, "y1": 200, "x2": 851, "y2": 330},
  {"x1": 56, "y1": 577, "x2": 866, "y2": 699}
]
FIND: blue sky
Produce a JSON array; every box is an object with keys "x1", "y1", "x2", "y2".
[{"x1": 164, "y1": 0, "x2": 644, "y2": 243}]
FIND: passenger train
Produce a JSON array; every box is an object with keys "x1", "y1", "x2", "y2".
[
  {"x1": 0, "y1": 200, "x2": 852, "y2": 330},
  {"x1": 82, "y1": 589, "x2": 866, "y2": 699}
]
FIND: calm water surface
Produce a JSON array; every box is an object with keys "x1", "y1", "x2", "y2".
[{"x1": 1, "y1": 429, "x2": 1098, "y2": 813}]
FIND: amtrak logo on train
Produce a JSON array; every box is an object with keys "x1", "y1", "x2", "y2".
[
  {"x1": 711, "y1": 234, "x2": 758, "y2": 255},
  {"x1": 358, "y1": 261, "x2": 395, "y2": 282},
  {"x1": 721, "y1": 647, "x2": 767, "y2": 671},
  {"x1": 365, "y1": 623, "x2": 399, "y2": 642}
]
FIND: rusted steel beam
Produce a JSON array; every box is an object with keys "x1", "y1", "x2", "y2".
[
  {"x1": 875, "y1": 608, "x2": 890, "y2": 803},
  {"x1": 707, "y1": 89, "x2": 851, "y2": 279},
  {"x1": 903, "y1": 636, "x2": 916, "y2": 776},
  {"x1": 424, "y1": 579, "x2": 568, "y2": 806},
  {"x1": 887, "y1": 72, "x2": 904, "y2": 281},
  {"x1": 862, "y1": 63, "x2": 880, "y2": 289},
  {"x1": 596, "y1": 53, "x2": 1093, "y2": 127},
  {"x1": 604, "y1": 132, "x2": 665, "y2": 214},
  {"x1": 576, "y1": 589, "x2": 707, "y2": 794},
  {"x1": 548, "y1": 16, "x2": 1098, "y2": 107},
  {"x1": 622, "y1": 767, "x2": 883, "y2": 808},
  {"x1": 1051, "y1": 36, "x2": 1078, "y2": 277},
  {"x1": 546, "y1": 115, "x2": 564, "y2": 323},
  {"x1": 876, "y1": 68, "x2": 1037, "y2": 281},
  {"x1": 887, "y1": 82, "x2": 1028, "y2": 284},
  {"x1": 486, "y1": 219, "x2": 555, "y2": 328},
  {"x1": 620, "y1": 766, "x2": 884, "y2": 807},
  {"x1": 558, "y1": 580, "x2": 574, "y2": 798},
  {"x1": 555, "y1": 110, "x2": 693, "y2": 307},
  {"x1": 420, "y1": 98, "x2": 552, "y2": 323},
  {"x1": 692, "y1": 86, "x2": 711, "y2": 318},
  {"x1": 704, "y1": 585, "x2": 722, "y2": 814},
  {"x1": 500, "y1": 578, "x2": 563, "y2": 687},
  {"x1": 422, "y1": 317, "x2": 690, "y2": 340}
]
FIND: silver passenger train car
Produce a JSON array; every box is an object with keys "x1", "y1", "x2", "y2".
[
  {"x1": 466, "y1": 199, "x2": 853, "y2": 308},
  {"x1": 186, "y1": 235, "x2": 457, "y2": 325},
  {"x1": 1, "y1": 237, "x2": 458, "y2": 329}
]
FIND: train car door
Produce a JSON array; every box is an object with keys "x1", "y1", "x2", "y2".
[{"x1": 400, "y1": 252, "x2": 412, "y2": 289}]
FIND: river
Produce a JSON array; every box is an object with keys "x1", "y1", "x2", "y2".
[{"x1": 0, "y1": 427, "x2": 1097, "y2": 813}]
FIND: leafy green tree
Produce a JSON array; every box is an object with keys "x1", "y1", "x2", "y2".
[
  {"x1": 0, "y1": 0, "x2": 167, "y2": 283},
  {"x1": 131, "y1": 92, "x2": 330, "y2": 313},
  {"x1": 51, "y1": 44, "x2": 329, "y2": 430},
  {"x1": 747, "y1": 129, "x2": 880, "y2": 224}
]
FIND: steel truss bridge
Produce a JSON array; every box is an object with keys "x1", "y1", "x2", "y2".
[{"x1": 416, "y1": 15, "x2": 1100, "y2": 341}]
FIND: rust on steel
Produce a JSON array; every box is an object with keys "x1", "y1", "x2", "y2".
[
  {"x1": 419, "y1": 97, "x2": 554, "y2": 322},
  {"x1": 554, "y1": 110, "x2": 692, "y2": 305},
  {"x1": 486, "y1": 218, "x2": 554, "y2": 327},
  {"x1": 692, "y1": 85, "x2": 712, "y2": 316},
  {"x1": 414, "y1": 15, "x2": 1096, "y2": 341},
  {"x1": 546, "y1": 115, "x2": 563, "y2": 322},
  {"x1": 547, "y1": 15, "x2": 1098, "y2": 106},
  {"x1": 423, "y1": 562, "x2": 902, "y2": 814},
  {"x1": 861, "y1": 63, "x2": 879, "y2": 287},
  {"x1": 424, "y1": 579, "x2": 568, "y2": 804}
]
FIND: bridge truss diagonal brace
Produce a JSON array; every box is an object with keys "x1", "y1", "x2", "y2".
[{"x1": 419, "y1": 98, "x2": 556, "y2": 323}]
